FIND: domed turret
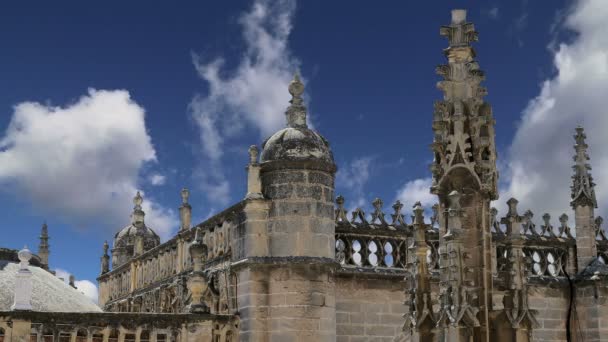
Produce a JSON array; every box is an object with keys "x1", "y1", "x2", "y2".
[
  {"x1": 111, "y1": 192, "x2": 160, "y2": 267},
  {"x1": 260, "y1": 73, "x2": 334, "y2": 165}
]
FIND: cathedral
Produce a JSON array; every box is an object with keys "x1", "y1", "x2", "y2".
[{"x1": 1, "y1": 8, "x2": 608, "y2": 342}]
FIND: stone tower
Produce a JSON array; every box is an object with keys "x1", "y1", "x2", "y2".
[
  {"x1": 38, "y1": 223, "x2": 49, "y2": 270},
  {"x1": 430, "y1": 9, "x2": 497, "y2": 341},
  {"x1": 571, "y1": 125, "x2": 598, "y2": 270},
  {"x1": 235, "y1": 73, "x2": 337, "y2": 341}
]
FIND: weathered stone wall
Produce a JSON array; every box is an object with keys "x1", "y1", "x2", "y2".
[
  {"x1": 237, "y1": 264, "x2": 336, "y2": 341},
  {"x1": 573, "y1": 284, "x2": 608, "y2": 342},
  {"x1": 262, "y1": 168, "x2": 335, "y2": 258},
  {"x1": 527, "y1": 285, "x2": 569, "y2": 342},
  {"x1": 336, "y1": 275, "x2": 407, "y2": 342}
]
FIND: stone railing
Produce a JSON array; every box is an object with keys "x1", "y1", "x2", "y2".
[
  {"x1": 98, "y1": 202, "x2": 244, "y2": 313},
  {"x1": 0, "y1": 311, "x2": 238, "y2": 342},
  {"x1": 491, "y1": 208, "x2": 576, "y2": 281},
  {"x1": 334, "y1": 196, "x2": 440, "y2": 275}
]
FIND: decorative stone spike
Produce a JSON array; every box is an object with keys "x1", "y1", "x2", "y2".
[
  {"x1": 335, "y1": 195, "x2": 349, "y2": 224},
  {"x1": 559, "y1": 213, "x2": 573, "y2": 238},
  {"x1": 571, "y1": 125, "x2": 597, "y2": 209},
  {"x1": 371, "y1": 198, "x2": 388, "y2": 226},
  {"x1": 391, "y1": 200, "x2": 406, "y2": 227}
]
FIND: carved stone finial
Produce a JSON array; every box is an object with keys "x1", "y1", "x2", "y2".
[
  {"x1": 181, "y1": 188, "x2": 190, "y2": 204},
  {"x1": 558, "y1": 213, "x2": 573, "y2": 238},
  {"x1": 285, "y1": 72, "x2": 307, "y2": 129},
  {"x1": 103, "y1": 241, "x2": 109, "y2": 255},
  {"x1": 248, "y1": 145, "x2": 259, "y2": 164},
  {"x1": 133, "y1": 191, "x2": 143, "y2": 209},
  {"x1": 413, "y1": 201, "x2": 424, "y2": 225},
  {"x1": 18, "y1": 246, "x2": 32, "y2": 270},
  {"x1": 506, "y1": 198, "x2": 519, "y2": 217}
]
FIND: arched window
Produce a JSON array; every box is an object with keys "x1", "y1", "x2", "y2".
[
  {"x1": 76, "y1": 329, "x2": 87, "y2": 342},
  {"x1": 156, "y1": 333, "x2": 167, "y2": 342},
  {"x1": 0, "y1": 327, "x2": 6, "y2": 342},
  {"x1": 124, "y1": 333, "x2": 136, "y2": 342}
]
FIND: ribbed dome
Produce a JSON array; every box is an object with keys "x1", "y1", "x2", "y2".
[
  {"x1": 113, "y1": 223, "x2": 160, "y2": 250},
  {"x1": 261, "y1": 127, "x2": 334, "y2": 163},
  {"x1": 113, "y1": 192, "x2": 160, "y2": 253},
  {"x1": 260, "y1": 73, "x2": 334, "y2": 165}
]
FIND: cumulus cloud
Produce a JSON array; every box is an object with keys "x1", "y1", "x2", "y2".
[
  {"x1": 501, "y1": 0, "x2": 608, "y2": 223},
  {"x1": 190, "y1": 0, "x2": 299, "y2": 205},
  {"x1": 74, "y1": 280, "x2": 100, "y2": 304},
  {"x1": 55, "y1": 268, "x2": 99, "y2": 304},
  {"x1": 336, "y1": 157, "x2": 373, "y2": 209},
  {"x1": 0, "y1": 89, "x2": 177, "y2": 240},
  {"x1": 395, "y1": 178, "x2": 436, "y2": 210}
]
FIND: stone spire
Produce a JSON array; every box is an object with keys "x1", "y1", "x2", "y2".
[
  {"x1": 131, "y1": 191, "x2": 145, "y2": 225},
  {"x1": 285, "y1": 72, "x2": 307, "y2": 129},
  {"x1": 571, "y1": 125, "x2": 597, "y2": 209},
  {"x1": 431, "y1": 9, "x2": 498, "y2": 199},
  {"x1": 38, "y1": 222, "x2": 50, "y2": 270}
]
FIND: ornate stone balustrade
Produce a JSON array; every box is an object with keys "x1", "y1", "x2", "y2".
[
  {"x1": 0, "y1": 311, "x2": 238, "y2": 342},
  {"x1": 491, "y1": 207, "x2": 577, "y2": 281},
  {"x1": 334, "y1": 196, "x2": 440, "y2": 275}
]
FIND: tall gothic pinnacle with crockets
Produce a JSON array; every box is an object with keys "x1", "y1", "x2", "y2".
[
  {"x1": 430, "y1": 10, "x2": 497, "y2": 342},
  {"x1": 430, "y1": 9, "x2": 498, "y2": 199},
  {"x1": 571, "y1": 125, "x2": 600, "y2": 270},
  {"x1": 571, "y1": 125, "x2": 597, "y2": 209}
]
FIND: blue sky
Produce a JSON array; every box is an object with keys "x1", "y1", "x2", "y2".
[{"x1": 3, "y1": 0, "x2": 608, "y2": 302}]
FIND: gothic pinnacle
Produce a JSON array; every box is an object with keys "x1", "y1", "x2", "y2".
[{"x1": 571, "y1": 125, "x2": 597, "y2": 208}]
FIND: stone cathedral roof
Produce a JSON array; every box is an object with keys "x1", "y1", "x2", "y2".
[
  {"x1": 0, "y1": 257, "x2": 101, "y2": 312},
  {"x1": 261, "y1": 74, "x2": 334, "y2": 165}
]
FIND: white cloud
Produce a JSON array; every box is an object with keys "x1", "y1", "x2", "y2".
[
  {"x1": 0, "y1": 89, "x2": 177, "y2": 240},
  {"x1": 74, "y1": 280, "x2": 99, "y2": 304},
  {"x1": 502, "y1": 0, "x2": 608, "y2": 224},
  {"x1": 395, "y1": 178, "x2": 436, "y2": 210},
  {"x1": 336, "y1": 157, "x2": 373, "y2": 209},
  {"x1": 55, "y1": 268, "x2": 99, "y2": 304},
  {"x1": 148, "y1": 173, "x2": 166, "y2": 186},
  {"x1": 190, "y1": 0, "x2": 299, "y2": 204}
]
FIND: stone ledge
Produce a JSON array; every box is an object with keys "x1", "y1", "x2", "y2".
[{"x1": 231, "y1": 256, "x2": 338, "y2": 271}]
